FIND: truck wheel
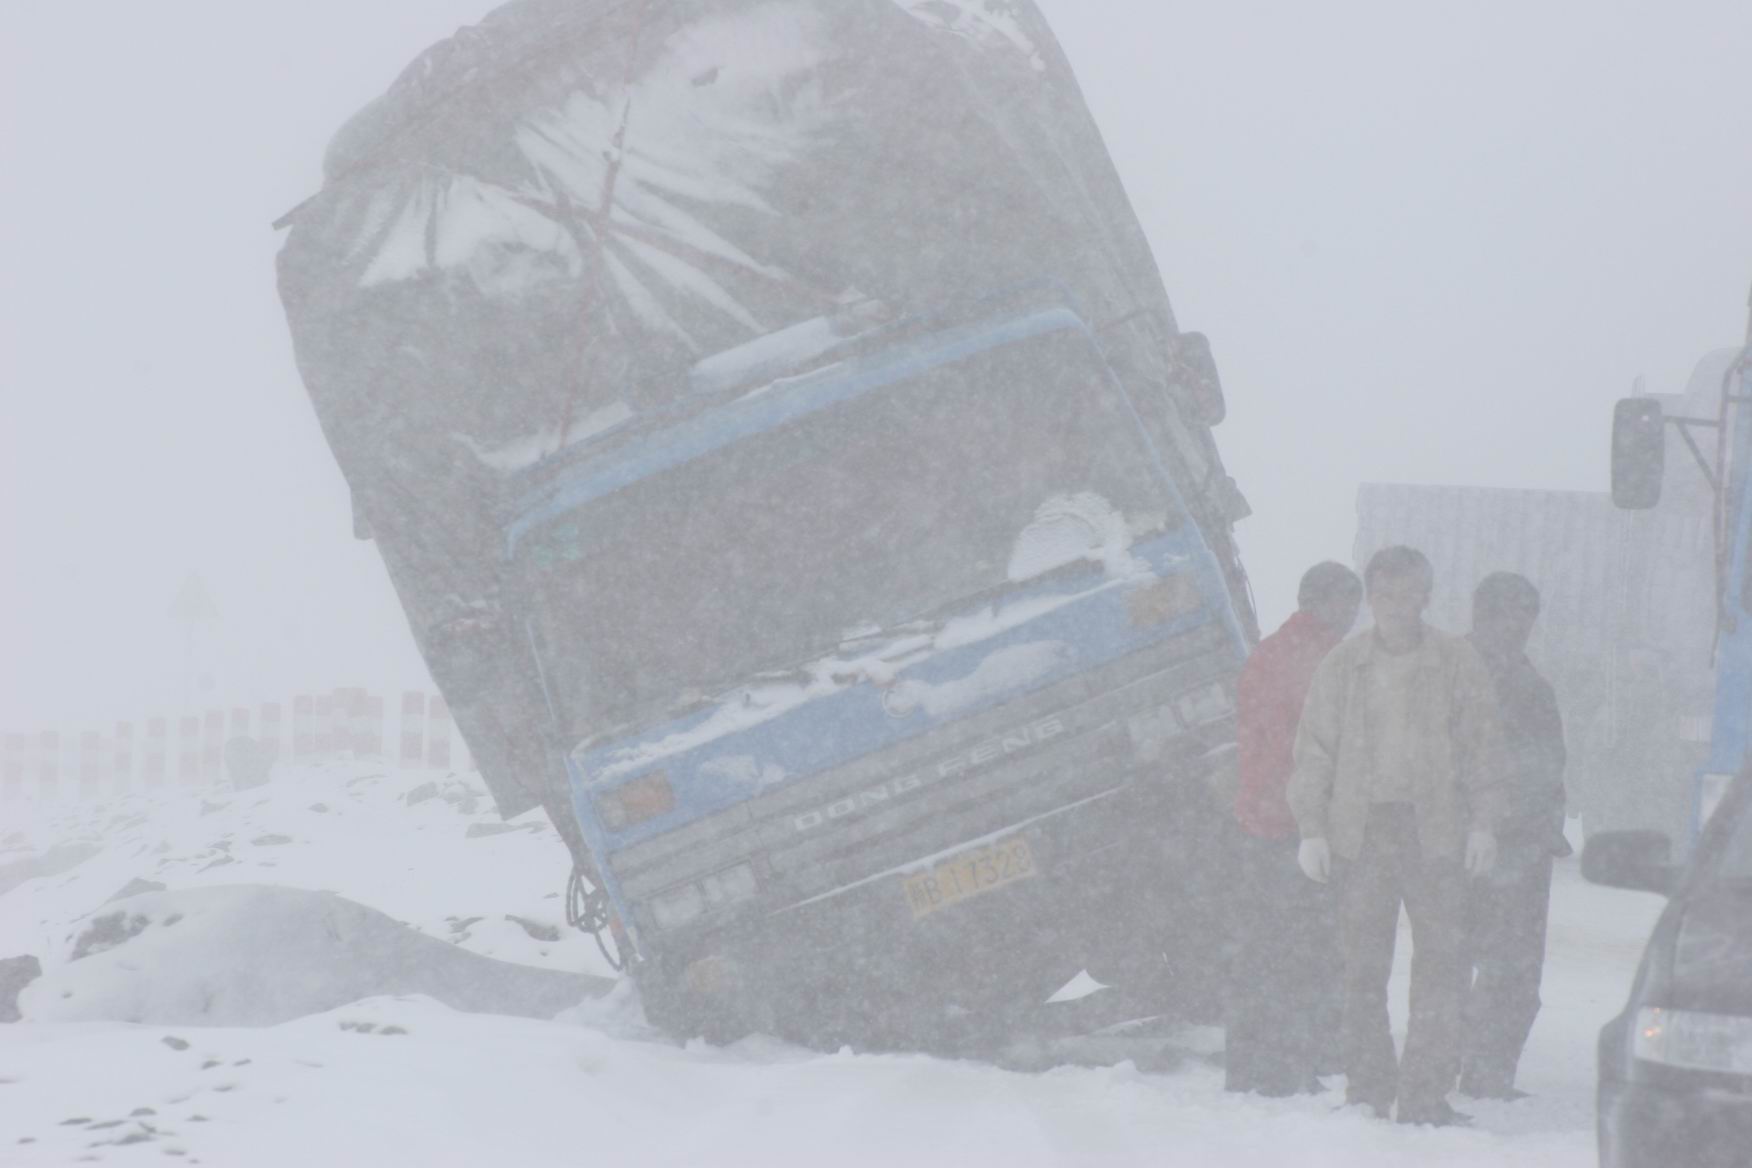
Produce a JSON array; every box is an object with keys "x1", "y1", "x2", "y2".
[
  {"x1": 1082, "y1": 783, "x2": 1236, "y2": 1020},
  {"x1": 633, "y1": 963, "x2": 754, "y2": 1045}
]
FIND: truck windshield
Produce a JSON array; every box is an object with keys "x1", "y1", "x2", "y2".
[{"x1": 518, "y1": 326, "x2": 1177, "y2": 744}]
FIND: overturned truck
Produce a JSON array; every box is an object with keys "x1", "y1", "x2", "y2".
[{"x1": 278, "y1": 0, "x2": 1258, "y2": 1042}]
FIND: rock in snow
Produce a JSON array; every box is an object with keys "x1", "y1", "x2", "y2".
[{"x1": 0, "y1": 955, "x2": 42, "y2": 1022}]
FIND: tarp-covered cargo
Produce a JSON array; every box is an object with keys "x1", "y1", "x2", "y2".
[{"x1": 278, "y1": 0, "x2": 1251, "y2": 822}]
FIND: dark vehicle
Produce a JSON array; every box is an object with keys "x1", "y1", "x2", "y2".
[{"x1": 1584, "y1": 766, "x2": 1752, "y2": 1167}]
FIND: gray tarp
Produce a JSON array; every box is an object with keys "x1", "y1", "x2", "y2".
[{"x1": 278, "y1": 0, "x2": 1248, "y2": 822}]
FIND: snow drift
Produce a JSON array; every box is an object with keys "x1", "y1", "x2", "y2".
[{"x1": 21, "y1": 885, "x2": 606, "y2": 1027}]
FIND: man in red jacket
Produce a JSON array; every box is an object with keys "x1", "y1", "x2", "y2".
[{"x1": 1225, "y1": 561, "x2": 1362, "y2": 1095}]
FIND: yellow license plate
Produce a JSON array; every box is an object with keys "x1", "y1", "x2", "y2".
[{"x1": 904, "y1": 836, "x2": 1037, "y2": 920}]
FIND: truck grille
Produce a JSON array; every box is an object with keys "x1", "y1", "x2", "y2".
[{"x1": 607, "y1": 622, "x2": 1230, "y2": 909}]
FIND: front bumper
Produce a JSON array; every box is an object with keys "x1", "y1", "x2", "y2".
[
  {"x1": 1600, "y1": 1073, "x2": 1752, "y2": 1168},
  {"x1": 613, "y1": 625, "x2": 1241, "y2": 1023},
  {"x1": 750, "y1": 758, "x2": 1226, "y2": 996},
  {"x1": 1599, "y1": 1019, "x2": 1752, "y2": 1168},
  {"x1": 629, "y1": 704, "x2": 1238, "y2": 1037}
]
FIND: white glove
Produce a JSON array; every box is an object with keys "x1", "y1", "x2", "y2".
[
  {"x1": 1297, "y1": 837, "x2": 1332, "y2": 884},
  {"x1": 1464, "y1": 829, "x2": 1497, "y2": 877}
]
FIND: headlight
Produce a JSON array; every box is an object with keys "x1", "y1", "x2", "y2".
[
  {"x1": 650, "y1": 882, "x2": 705, "y2": 931},
  {"x1": 701, "y1": 863, "x2": 758, "y2": 907},
  {"x1": 596, "y1": 770, "x2": 675, "y2": 830},
  {"x1": 649, "y1": 863, "x2": 760, "y2": 932},
  {"x1": 1633, "y1": 1007, "x2": 1752, "y2": 1074},
  {"x1": 1175, "y1": 682, "x2": 1233, "y2": 726},
  {"x1": 1125, "y1": 705, "x2": 1182, "y2": 762},
  {"x1": 1128, "y1": 573, "x2": 1204, "y2": 628}
]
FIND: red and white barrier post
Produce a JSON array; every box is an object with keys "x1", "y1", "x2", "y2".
[
  {"x1": 314, "y1": 694, "x2": 334, "y2": 756},
  {"x1": 2, "y1": 734, "x2": 25, "y2": 802},
  {"x1": 113, "y1": 721, "x2": 134, "y2": 794},
  {"x1": 426, "y1": 695, "x2": 452, "y2": 770},
  {"x1": 259, "y1": 702, "x2": 282, "y2": 764},
  {"x1": 178, "y1": 716, "x2": 199, "y2": 783},
  {"x1": 202, "y1": 709, "x2": 224, "y2": 783},
  {"x1": 399, "y1": 691, "x2": 426, "y2": 768},
  {"x1": 292, "y1": 695, "x2": 314, "y2": 763},
  {"x1": 364, "y1": 694, "x2": 384, "y2": 757},
  {"x1": 78, "y1": 730, "x2": 106, "y2": 800},
  {"x1": 335, "y1": 688, "x2": 365, "y2": 755},
  {"x1": 38, "y1": 730, "x2": 59, "y2": 801},
  {"x1": 6, "y1": 684, "x2": 477, "y2": 802},
  {"x1": 144, "y1": 717, "x2": 168, "y2": 789}
]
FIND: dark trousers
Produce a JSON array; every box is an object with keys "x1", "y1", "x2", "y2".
[
  {"x1": 1461, "y1": 833, "x2": 1553, "y2": 1091},
  {"x1": 1226, "y1": 832, "x2": 1339, "y2": 1093},
  {"x1": 1336, "y1": 804, "x2": 1468, "y2": 1110}
]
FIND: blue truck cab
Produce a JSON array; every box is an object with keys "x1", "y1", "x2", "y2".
[
  {"x1": 1696, "y1": 337, "x2": 1752, "y2": 831},
  {"x1": 502, "y1": 290, "x2": 1250, "y2": 1038},
  {"x1": 1611, "y1": 286, "x2": 1752, "y2": 841}
]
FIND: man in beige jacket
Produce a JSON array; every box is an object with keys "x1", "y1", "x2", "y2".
[{"x1": 1288, "y1": 546, "x2": 1507, "y2": 1127}]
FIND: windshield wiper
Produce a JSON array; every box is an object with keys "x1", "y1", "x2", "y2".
[
  {"x1": 609, "y1": 560, "x2": 1115, "y2": 735},
  {"x1": 913, "y1": 557, "x2": 1108, "y2": 627},
  {"x1": 657, "y1": 660, "x2": 821, "y2": 720},
  {"x1": 836, "y1": 617, "x2": 943, "y2": 651}
]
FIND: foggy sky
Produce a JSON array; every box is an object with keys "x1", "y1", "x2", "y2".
[{"x1": 4, "y1": 0, "x2": 1750, "y2": 732}]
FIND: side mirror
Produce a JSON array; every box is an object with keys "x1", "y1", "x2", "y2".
[
  {"x1": 1581, "y1": 829, "x2": 1677, "y2": 895},
  {"x1": 1214, "y1": 473, "x2": 1252, "y2": 522},
  {"x1": 1166, "y1": 332, "x2": 1226, "y2": 427},
  {"x1": 1611, "y1": 398, "x2": 1665, "y2": 510}
]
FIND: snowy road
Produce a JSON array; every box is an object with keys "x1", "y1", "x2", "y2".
[{"x1": 0, "y1": 765, "x2": 1662, "y2": 1166}]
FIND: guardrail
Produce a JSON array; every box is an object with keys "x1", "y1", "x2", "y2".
[{"x1": 2, "y1": 687, "x2": 468, "y2": 803}]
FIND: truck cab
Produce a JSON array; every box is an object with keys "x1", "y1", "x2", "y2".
[
  {"x1": 503, "y1": 290, "x2": 1250, "y2": 1039},
  {"x1": 1611, "y1": 286, "x2": 1752, "y2": 839}
]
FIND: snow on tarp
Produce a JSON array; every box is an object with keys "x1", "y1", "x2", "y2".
[{"x1": 277, "y1": 0, "x2": 1236, "y2": 821}]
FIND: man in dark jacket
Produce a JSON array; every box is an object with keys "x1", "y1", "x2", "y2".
[
  {"x1": 1460, "y1": 571, "x2": 1568, "y2": 1100},
  {"x1": 1225, "y1": 561, "x2": 1362, "y2": 1095}
]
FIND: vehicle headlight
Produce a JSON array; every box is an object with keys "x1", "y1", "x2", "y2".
[
  {"x1": 649, "y1": 863, "x2": 760, "y2": 932},
  {"x1": 1128, "y1": 573, "x2": 1204, "y2": 628},
  {"x1": 596, "y1": 770, "x2": 675, "y2": 830},
  {"x1": 701, "y1": 863, "x2": 758, "y2": 907},
  {"x1": 1633, "y1": 1007, "x2": 1752, "y2": 1074},
  {"x1": 650, "y1": 883, "x2": 705, "y2": 931},
  {"x1": 1175, "y1": 682, "x2": 1233, "y2": 727},
  {"x1": 1125, "y1": 705, "x2": 1182, "y2": 762}
]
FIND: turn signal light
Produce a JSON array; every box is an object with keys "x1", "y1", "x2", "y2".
[
  {"x1": 1633, "y1": 1007, "x2": 1752, "y2": 1074},
  {"x1": 1176, "y1": 681, "x2": 1233, "y2": 726},
  {"x1": 1128, "y1": 573, "x2": 1203, "y2": 628},
  {"x1": 597, "y1": 770, "x2": 675, "y2": 830}
]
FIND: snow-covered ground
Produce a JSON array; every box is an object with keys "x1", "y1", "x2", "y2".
[{"x1": 0, "y1": 763, "x2": 1663, "y2": 1166}]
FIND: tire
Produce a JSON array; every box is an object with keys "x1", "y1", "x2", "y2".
[{"x1": 632, "y1": 962, "x2": 753, "y2": 1045}]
